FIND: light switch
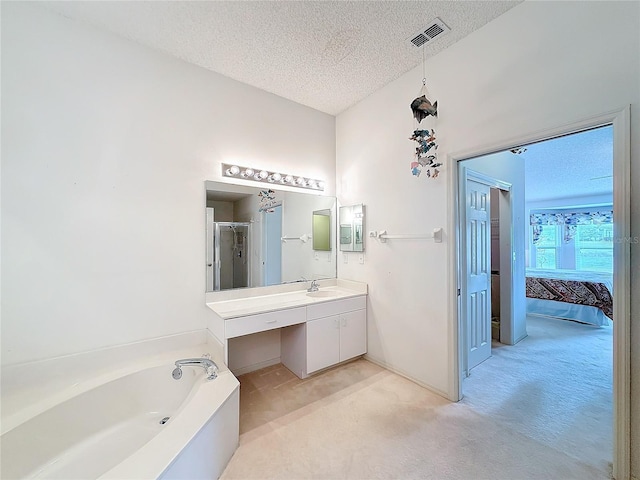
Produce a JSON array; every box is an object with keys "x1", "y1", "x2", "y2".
[
  {"x1": 343, "y1": 254, "x2": 348, "y2": 264},
  {"x1": 358, "y1": 254, "x2": 365, "y2": 264}
]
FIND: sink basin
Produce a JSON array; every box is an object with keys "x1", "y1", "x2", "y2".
[{"x1": 306, "y1": 290, "x2": 339, "y2": 298}]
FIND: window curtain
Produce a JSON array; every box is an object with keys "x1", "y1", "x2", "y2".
[{"x1": 530, "y1": 210, "x2": 613, "y2": 244}]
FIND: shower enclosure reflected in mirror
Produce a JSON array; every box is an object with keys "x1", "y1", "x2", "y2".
[
  {"x1": 339, "y1": 204, "x2": 365, "y2": 252},
  {"x1": 205, "y1": 181, "x2": 336, "y2": 292},
  {"x1": 205, "y1": 218, "x2": 251, "y2": 291}
]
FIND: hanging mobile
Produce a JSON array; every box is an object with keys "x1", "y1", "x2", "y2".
[{"x1": 409, "y1": 47, "x2": 440, "y2": 179}]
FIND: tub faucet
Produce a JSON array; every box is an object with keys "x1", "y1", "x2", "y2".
[
  {"x1": 172, "y1": 356, "x2": 218, "y2": 380},
  {"x1": 307, "y1": 279, "x2": 320, "y2": 292}
]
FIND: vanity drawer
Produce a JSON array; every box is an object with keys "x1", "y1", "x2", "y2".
[
  {"x1": 306, "y1": 295, "x2": 366, "y2": 320},
  {"x1": 225, "y1": 307, "x2": 306, "y2": 339}
]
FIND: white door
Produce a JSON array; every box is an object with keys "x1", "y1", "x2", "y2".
[
  {"x1": 464, "y1": 174, "x2": 492, "y2": 370},
  {"x1": 263, "y1": 205, "x2": 283, "y2": 286}
]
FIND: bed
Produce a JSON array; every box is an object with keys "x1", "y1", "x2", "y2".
[{"x1": 525, "y1": 268, "x2": 613, "y2": 326}]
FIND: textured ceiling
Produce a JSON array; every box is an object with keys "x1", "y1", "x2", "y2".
[
  {"x1": 38, "y1": 0, "x2": 521, "y2": 115},
  {"x1": 523, "y1": 125, "x2": 613, "y2": 203}
]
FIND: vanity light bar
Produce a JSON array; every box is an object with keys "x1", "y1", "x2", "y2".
[{"x1": 222, "y1": 163, "x2": 324, "y2": 191}]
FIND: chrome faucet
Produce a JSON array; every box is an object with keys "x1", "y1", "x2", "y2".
[
  {"x1": 307, "y1": 279, "x2": 320, "y2": 292},
  {"x1": 172, "y1": 356, "x2": 218, "y2": 380}
]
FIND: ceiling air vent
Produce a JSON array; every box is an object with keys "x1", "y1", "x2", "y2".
[{"x1": 408, "y1": 18, "x2": 450, "y2": 48}]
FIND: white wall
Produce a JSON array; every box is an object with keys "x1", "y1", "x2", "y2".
[
  {"x1": 227, "y1": 330, "x2": 281, "y2": 375},
  {"x1": 207, "y1": 201, "x2": 234, "y2": 222},
  {"x1": 0, "y1": 3, "x2": 335, "y2": 366},
  {"x1": 527, "y1": 194, "x2": 614, "y2": 212},
  {"x1": 336, "y1": 1, "x2": 639, "y2": 472}
]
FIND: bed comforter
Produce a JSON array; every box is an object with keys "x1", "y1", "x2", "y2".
[{"x1": 525, "y1": 269, "x2": 613, "y2": 322}]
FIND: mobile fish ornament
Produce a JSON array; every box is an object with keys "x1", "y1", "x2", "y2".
[
  {"x1": 410, "y1": 129, "x2": 441, "y2": 178},
  {"x1": 410, "y1": 95, "x2": 438, "y2": 122}
]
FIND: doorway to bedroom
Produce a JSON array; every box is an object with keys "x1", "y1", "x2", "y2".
[{"x1": 457, "y1": 123, "x2": 617, "y2": 476}]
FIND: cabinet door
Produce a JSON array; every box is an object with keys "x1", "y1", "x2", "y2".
[
  {"x1": 307, "y1": 315, "x2": 340, "y2": 374},
  {"x1": 339, "y1": 309, "x2": 367, "y2": 362}
]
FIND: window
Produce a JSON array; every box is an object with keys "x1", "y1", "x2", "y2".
[
  {"x1": 532, "y1": 225, "x2": 559, "y2": 269},
  {"x1": 529, "y1": 215, "x2": 613, "y2": 273},
  {"x1": 574, "y1": 224, "x2": 613, "y2": 272}
]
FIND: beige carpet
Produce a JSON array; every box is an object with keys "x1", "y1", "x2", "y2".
[
  {"x1": 462, "y1": 315, "x2": 613, "y2": 474},
  {"x1": 221, "y1": 316, "x2": 611, "y2": 480}
]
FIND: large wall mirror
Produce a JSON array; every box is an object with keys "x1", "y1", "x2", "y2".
[
  {"x1": 339, "y1": 204, "x2": 365, "y2": 252},
  {"x1": 205, "y1": 181, "x2": 336, "y2": 292}
]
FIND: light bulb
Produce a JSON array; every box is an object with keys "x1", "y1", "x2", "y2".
[
  {"x1": 258, "y1": 170, "x2": 268, "y2": 180},
  {"x1": 284, "y1": 175, "x2": 293, "y2": 184},
  {"x1": 307, "y1": 180, "x2": 317, "y2": 189},
  {"x1": 272, "y1": 172, "x2": 282, "y2": 182},
  {"x1": 226, "y1": 165, "x2": 240, "y2": 176},
  {"x1": 241, "y1": 168, "x2": 254, "y2": 178},
  {"x1": 295, "y1": 177, "x2": 306, "y2": 186},
  {"x1": 317, "y1": 181, "x2": 325, "y2": 190}
]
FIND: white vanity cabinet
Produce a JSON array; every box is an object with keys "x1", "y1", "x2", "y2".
[
  {"x1": 224, "y1": 307, "x2": 306, "y2": 339},
  {"x1": 281, "y1": 296, "x2": 367, "y2": 378}
]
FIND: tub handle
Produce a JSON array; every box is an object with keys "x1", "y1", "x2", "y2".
[{"x1": 265, "y1": 319, "x2": 277, "y2": 324}]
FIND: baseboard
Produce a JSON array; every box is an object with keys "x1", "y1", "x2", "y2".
[
  {"x1": 363, "y1": 354, "x2": 451, "y2": 401},
  {"x1": 230, "y1": 357, "x2": 281, "y2": 377},
  {"x1": 513, "y1": 331, "x2": 528, "y2": 345}
]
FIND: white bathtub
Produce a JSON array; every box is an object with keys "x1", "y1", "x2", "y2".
[{"x1": 1, "y1": 359, "x2": 239, "y2": 479}]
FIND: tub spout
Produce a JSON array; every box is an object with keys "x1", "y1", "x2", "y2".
[{"x1": 173, "y1": 357, "x2": 218, "y2": 380}]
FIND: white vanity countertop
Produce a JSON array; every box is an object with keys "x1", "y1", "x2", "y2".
[{"x1": 206, "y1": 279, "x2": 367, "y2": 319}]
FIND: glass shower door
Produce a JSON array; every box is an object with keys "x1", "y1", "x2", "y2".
[{"x1": 214, "y1": 222, "x2": 251, "y2": 290}]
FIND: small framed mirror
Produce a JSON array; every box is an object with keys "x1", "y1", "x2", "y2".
[
  {"x1": 339, "y1": 204, "x2": 364, "y2": 252},
  {"x1": 312, "y1": 209, "x2": 332, "y2": 251}
]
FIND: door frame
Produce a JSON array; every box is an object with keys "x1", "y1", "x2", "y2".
[
  {"x1": 447, "y1": 106, "x2": 631, "y2": 479},
  {"x1": 459, "y1": 168, "x2": 512, "y2": 376},
  {"x1": 206, "y1": 207, "x2": 215, "y2": 292}
]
